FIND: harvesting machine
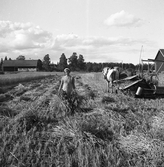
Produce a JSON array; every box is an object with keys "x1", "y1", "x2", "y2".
[{"x1": 118, "y1": 59, "x2": 164, "y2": 99}]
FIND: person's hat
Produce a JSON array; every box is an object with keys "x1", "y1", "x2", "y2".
[{"x1": 64, "y1": 68, "x2": 70, "y2": 73}]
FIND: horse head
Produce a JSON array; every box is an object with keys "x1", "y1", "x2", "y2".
[{"x1": 102, "y1": 67, "x2": 110, "y2": 79}]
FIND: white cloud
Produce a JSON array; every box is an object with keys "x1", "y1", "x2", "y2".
[
  {"x1": 52, "y1": 34, "x2": 82, "y2": 50},
  {"x1": 0, "y1": 21, "x2": 53, "y2": 52},
  {"x1": 50, "y1": 34, "x2": 156, "y2": 64},
  {"x1": 52, "y1": 34, "x2": 153, "y2": 50},
  {"x1": 104, "y1": 10, "x2": 144, "y2": 27},
  {"x1": 0, "y1": 21, "x2": 156, "y2": 64}
]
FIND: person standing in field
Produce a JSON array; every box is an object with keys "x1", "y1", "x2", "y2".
[{"x1": 58, "y1": 68, "x2": 76, "y2": 99}]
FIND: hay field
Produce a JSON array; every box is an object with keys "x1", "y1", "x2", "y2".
[
  {"x1": 0, "y1": 72, "x2": 64, "y2": 86},
  {"x1": 1, "y1": 72, "x2": 164, "y2": 167}
]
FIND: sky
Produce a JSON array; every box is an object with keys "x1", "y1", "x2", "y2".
[{"x1": 0, "y1": 0, "x2": 164, "y2": 65}]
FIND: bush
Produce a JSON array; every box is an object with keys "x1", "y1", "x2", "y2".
[{"x1": 0, "y1": 71, "x2": 4, "y2": 75}]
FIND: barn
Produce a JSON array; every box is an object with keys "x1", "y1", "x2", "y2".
[
  {"x1": 2, "y1": 60, "x2": 42, "y2": 72},
  {"x1": 154, "y1": 49, "x2": 164, "y2": 73}
]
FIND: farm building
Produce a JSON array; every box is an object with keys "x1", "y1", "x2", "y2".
[
  {"x1": 154, "y1": 49, "x2": 164, "y2": 73},
  {"x1": 2, "y1": 60, "x2": 42, "y2": 72}
]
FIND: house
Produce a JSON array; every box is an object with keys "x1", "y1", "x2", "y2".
[
  {"x1": 154, "y1": 49, "x2": 164, "y2": 73},
  {"x1": 2, "y1": 60, "x2": 42, "y2": 72}
]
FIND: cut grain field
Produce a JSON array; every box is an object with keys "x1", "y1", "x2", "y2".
[{"x1": 1, "y1": 72, "x2": 164, "y2": 167}]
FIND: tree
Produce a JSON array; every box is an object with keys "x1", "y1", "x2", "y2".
[
  {"x1": 42, "y1": 54, "x2": 51, "y2": 71},
  {"x1": 16, "y1": 55, "x2": 25, "y2": 60},
  {"x1": 86, "y1": 62, "x2": 93, "y2": 72},
  {"x1": 37, "y1": 59, "x2": 43, "y2": 71},
  {"x1": 0, "y1": 58, "x2": 3, "y2": 70},
  {"x1": 77, "y1": 54, "x2": 85, "y2": 71},
  {"x1": 49, "y1": 62, "x2": 58, "y2": 71},
  {"x1": 68, "y1": 52, "x2": 78, "y2": 71},
  {"x1": 4, "y1": 56, "x2": 7, "y2": 61},
  {"x1": 58, "y1": 53, "x2": 67, "y2": 71}
]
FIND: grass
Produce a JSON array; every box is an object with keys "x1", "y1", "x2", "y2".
[
  {"x1": 1, "y1": 72, "x2": 164, "y2": 166},
  {"x1": 0, "y1": 71, "x2": 63, "y2": 86}
]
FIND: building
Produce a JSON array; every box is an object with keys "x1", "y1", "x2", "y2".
[
  {"x1": 2, "y1": 60, "x2": 42, "y2": 72},
  {"x1": 154, "y1": 49, "x2": 164, "y2": 73}
]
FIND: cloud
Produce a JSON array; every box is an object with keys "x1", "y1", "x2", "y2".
[
  {"x1": 50, "y1": 34, "x2": 156, "y2": 64},
  {"x1": 0, "y1": 21, "x2": 53, "y2": 52},
  {"x1": 104, "y1": 10, "x2": 144, "y2": 27},
  {"x1": 51, "y1": 34, "x2": 83, "y2": 50},
  {"x1": 0, "y1": 21, "x2": 156, "y2": 64},
  {"x1": 52, "y1": 34, "x2": 153, "y2": 50}
]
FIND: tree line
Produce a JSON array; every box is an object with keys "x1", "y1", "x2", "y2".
[{"x1": 0, "y1": 52, "x2": 154, "y2": 72}]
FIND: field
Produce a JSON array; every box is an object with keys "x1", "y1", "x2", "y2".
[{"x1": 1, "y1": 72, "x2": 164, "y2": 167}]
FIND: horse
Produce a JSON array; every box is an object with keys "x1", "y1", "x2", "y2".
[{"x1": 102, "y1": 67, "x2": 120, "y2": 93}]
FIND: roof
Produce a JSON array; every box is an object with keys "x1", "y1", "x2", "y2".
[
  {"x1": 3, "y1": 60, "x2": 38, "y2": 67},
  {"x1": 155, "y1": 49, "x2": 164, "y2": 60},
  {"x1": 142, "y1": 59, "x2": 164, "y2": 63}
]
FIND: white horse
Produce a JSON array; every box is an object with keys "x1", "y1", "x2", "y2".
[{"x1": 102, "y1": 67, "x2": 120, "y2": 93}]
